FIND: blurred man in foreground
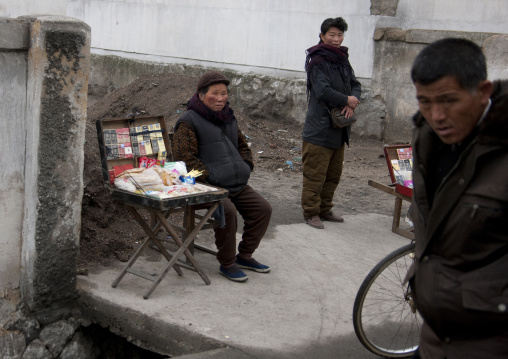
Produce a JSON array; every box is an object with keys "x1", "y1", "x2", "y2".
[{"x1": 407, "y1": 38, "x2": 508, "y2": 358}]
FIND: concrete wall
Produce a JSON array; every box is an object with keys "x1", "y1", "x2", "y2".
[
  {"x1": 2, "y1": 0, "x2": 502, "y2": 78},
  {"x1": 0, "y1": 16, "x2": 90, "y2": 324},
  {"x1": 65, "y1": 0, "x2": 377, "y2": 79},
  {"x1": 71, "y1": 0, "x2": 508, "y2": 143},
  {"x1": 2, "y1": 0, "x2": 508, "y2": 143},
  {"x1": 372, "y1": 30, "x2": 508, "y2": 143},
  {"x1": 0, "y1": 19, "x2": 29, "y2": 299},
  {"x1": 86, "y1": 54, "x2": 385, "y2": 140},
  {"x1": 0, "y1": 0, "x2": 66, "y2": 18},
  {"x1": 380, "y1": 0, "x2": 508, "y2": 33}
]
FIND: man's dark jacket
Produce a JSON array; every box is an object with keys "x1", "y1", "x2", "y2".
[{"x1": 408, "y1": 80, "x2": 508, "y2": 358}]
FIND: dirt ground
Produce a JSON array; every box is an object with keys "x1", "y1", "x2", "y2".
[{"x1": 78, "y1": 72, "x2": 404, "y2": 271}]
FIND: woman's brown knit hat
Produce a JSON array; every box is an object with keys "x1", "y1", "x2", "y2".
[{"x1": 197, "y1": 71, "x2": 230, "y2": 93}]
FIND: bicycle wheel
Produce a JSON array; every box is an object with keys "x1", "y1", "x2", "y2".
[{"x1": 353, "y1": 243, "x2": 421, "y2": 358}]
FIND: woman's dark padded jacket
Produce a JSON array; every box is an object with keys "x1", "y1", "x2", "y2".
[
  {"x1": 302, "y1": 60, "x2": 361, "y2": 148},
  {"x1": 407, "y1": 80, "x2": 508, "y2": 358},
  {"x1": 173, "y1": 110, "x2": 253, "y2": 194}
]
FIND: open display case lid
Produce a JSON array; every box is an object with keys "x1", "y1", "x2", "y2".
[
  {"x1": 383, "y1": 144, "x2": 413, "y2": 197},
  {"x1": 96, "y1": 115, "x2": 228, "y2": 209}
]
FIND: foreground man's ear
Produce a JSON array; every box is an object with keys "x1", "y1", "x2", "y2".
[{"x1": 478, "y1": 80, "x2": 493, "y2": 105}]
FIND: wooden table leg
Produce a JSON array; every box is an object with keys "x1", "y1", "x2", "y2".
[
  {"x1": 391, "y1": 197, "x2": 415, "y2": 240},
  {"x1": 143, "y1": 203, "x2": 218, "y2": 299},
  {"x1": 112, "y1": 205, "x2": 183, "y2": 289},
  {"x1": 183, "y1": 206, "x2": 195, "y2": 264},
  {"x1": 392, "y1": 197, "x2": 402, "y2": 233}
]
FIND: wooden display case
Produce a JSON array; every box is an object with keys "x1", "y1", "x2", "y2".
[
  {"x1": 96, "y1": 115, "x2": 228, "y2": 209},
  {"x1": 383, "y1": 144, "x2": 413, "y2": 198}
]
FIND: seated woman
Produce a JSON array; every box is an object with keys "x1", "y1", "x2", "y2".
[{"x1": 172, "y1": 71, "x2": 272, "y2": 282}]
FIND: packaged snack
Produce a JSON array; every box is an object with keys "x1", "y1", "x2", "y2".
[
  {"x1": 146, "y1": 158, "x2": 157, "y2": 168},
  {"x1": 164, "y1": 161, "x2": 188, "y2": 176},
  {"x1": 138, "y1": 156, "x2": 148, "y2": 168},
  {"x1": 181, "y1": 176, "x2": 196, "y2": 185}
]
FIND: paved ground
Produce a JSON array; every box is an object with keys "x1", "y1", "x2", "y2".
[{"x1": 77, "y1": 212, "x2": 413, "y2": 359}]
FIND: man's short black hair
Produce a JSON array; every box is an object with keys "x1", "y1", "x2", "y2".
[
  {"x1": 411, "y1": 38, "x2": 487, "y2": 92},
  {"x1": 320, "y1": 17, "x2": 348, "y2": 35}
]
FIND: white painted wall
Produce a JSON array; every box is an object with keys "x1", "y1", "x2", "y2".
[
  {"x1": 2, "y1": 0, "x2": 507, "y2": 80},
  {"x1": 65, "y1": 0, "x2": 376, "y2": 78},
  {"x1": 383, "y1": 0, "x2": 508, "y2": 33},
  {"x1": 0, "y1": 0, "x2": 66, "y2": 18}
]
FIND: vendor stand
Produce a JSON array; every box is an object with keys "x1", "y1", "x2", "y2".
[
  {"x1": 368, "y1": 145, "x2": 414, "y2": 240},
  {"x1": 96, "y1": 115, "x2": 228, "y2": 299}
]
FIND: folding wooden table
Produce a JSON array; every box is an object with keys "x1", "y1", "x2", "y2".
[{"x1": 109, "y1": 189, "x2": 227, "y2": 299}]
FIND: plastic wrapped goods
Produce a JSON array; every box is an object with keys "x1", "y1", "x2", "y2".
[
  {"x1": 164, "y1": 161, "x2": 188, "y2": 176},
  {"x1": 152, "y1": 166, "x2": 181, "y2": 186},
  {"x1": 115, "y1": 167, "x2": 164, "y2": 192}
]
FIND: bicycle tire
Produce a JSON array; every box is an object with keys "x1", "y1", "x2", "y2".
[{"x1": 353, "y1": 242, "x2": 421, "y2": 358}]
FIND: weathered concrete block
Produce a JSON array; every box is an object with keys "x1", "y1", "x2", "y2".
[
  {"x1": 370, "y1": 0, "x2": 400, "y2": 16},
  {"x1": 373, "y1": 27, "x2": 407, "y2": 41},
  {"x1": 79, "y1": 291, "x2": 223, "y2": 356},
  {"x1": 483, "y1": 34, "x2": 508, "y2": 80},
  {"x1": 406, "y1": 29, "x2": 495, "y2": 46},
  {"x1": 354, "y1": 83, "x2": 386, "y2": 140},
  {"x1": 371, "y1": 39, "x2": 421, "y2": 143},
  {"x1": 0, "y1": 40, "x2": 27, "y2": 296},
  {"x1": 372, "y1": 28, "x2": 507, "y2": 143},
  {"x1": 19, "y1": 15, "x2": 91, "y2": 324},
  {"x1": 229, "y1": 73, "x2": 307, "y2": 124}
]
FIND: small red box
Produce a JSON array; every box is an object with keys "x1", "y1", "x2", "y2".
[
  {"x1": 395, "y1": 183, "x2": 413, "y2": 197},
  {"x1": 108, "y1": 169, "x2": 115, "y2": 185}
]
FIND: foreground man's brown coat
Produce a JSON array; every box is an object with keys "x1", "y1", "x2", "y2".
[{"x1": 408, "y1": 80, "x2": 508, "y2": 358}]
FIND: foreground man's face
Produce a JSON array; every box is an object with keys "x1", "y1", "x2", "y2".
[{"x1": 415, "y1": 76, "x2": 492, "y2": 144}]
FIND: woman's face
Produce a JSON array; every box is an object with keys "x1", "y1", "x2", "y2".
[
  {"x1": 199, "y1": 83, "x2": 228, "y2": 111},
  {"x1": 320, "y1": 26, "x2": 344, "y2": 48}
]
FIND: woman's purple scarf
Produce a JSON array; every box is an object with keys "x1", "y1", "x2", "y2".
[
  {"x1": 187, "y1": 93, "x2": 235, "y2": 124},
  {"x1": 304, "y1": 43, "x2": 351, "y2": 98}
]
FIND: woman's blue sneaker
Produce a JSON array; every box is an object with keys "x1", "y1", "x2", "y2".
[
  {"x1": 236, "y1": 256, "x2": 271, "y2": 273},
  {"x1": 219, "y1": 264, "x2": 248, "y2": 282}
]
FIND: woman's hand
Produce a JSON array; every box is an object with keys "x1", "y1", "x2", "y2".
[
  {"x1": 347, "y1": 96, "x2": 360, "y2": 110},
  {"x1": 341, "y1": 105, "x2": 355, "y2": 119}
]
